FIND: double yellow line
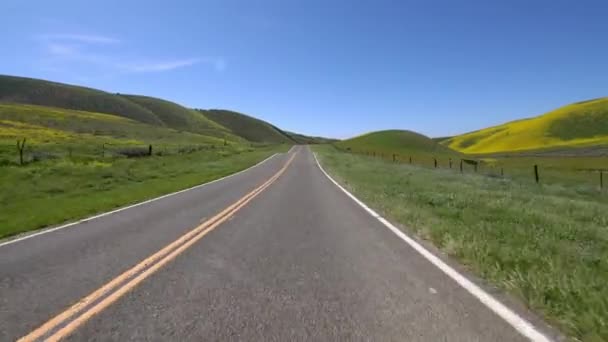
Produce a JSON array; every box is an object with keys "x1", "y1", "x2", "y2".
[{"x1": 20, "y1": 152, "x2": 297, "y2": 342}]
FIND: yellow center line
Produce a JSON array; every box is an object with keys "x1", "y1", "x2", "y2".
[{"x1": 19, "y1": 151, "x2": 297, "y2": 342}]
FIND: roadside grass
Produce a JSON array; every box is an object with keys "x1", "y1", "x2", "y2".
[
  {"x1": 0, "y1": 144, "x2": 288, "y2": 240},
  {"x1": 314, "y1": 145, "x2": 608, "y2": 341}
]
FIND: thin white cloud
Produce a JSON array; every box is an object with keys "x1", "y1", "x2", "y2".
[
  {"x1": 121, "y1": 58, "x2": 201, "y2": 72},
  {"x1": 37, "y1": 33, "x2": 120, "y2": 44},
  {"x1": 35, "y1": 32, "x2": 219, "y2": 74}
]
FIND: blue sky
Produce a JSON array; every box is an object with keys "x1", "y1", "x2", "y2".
[{"x1": 2, "y1": 0, "x2": 607, "y2": 138}]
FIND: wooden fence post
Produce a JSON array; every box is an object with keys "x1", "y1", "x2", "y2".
[
  {"x1": 534, "y1": 165, "x2": 539, "y2": 184},
  {"x1": 149, "y1": 144, "x2": 153, "y2": 156},
  {"x1": 16, "y1": 138, "x2": 26, "y2": 165},
  {"x1": 501, "y1": 167, "x2": 504, "y2": 177},
  {"x1": 460, "y1": 160, "x2": 463, "y2": 173},
  {"x1": 392, "y1": 154, "x2": 396, "y2": 162},
  {"x1": 449, "y1": 158, "x2": 452, "y2": 169},
  {"x1": 434, "y1": 158, "x2": 437, "y2": 168},
  {"x1": 409, "y1": 156, "x2": 412, "y2": 164}
]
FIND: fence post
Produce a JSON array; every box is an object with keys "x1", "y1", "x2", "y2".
[
  {"x1": 392, "y1": 154, "x2": 396, "y2": 162},
  {"x1": 501, "y1": 167, "x2": 504, "y2": 177},
  {"x1": 16, "y1": 138, "x2": 26, "y2": 165},
  {"x1": 460, "y1": 160, "x2": 463, "y2": 173},
  {"x1": 534, "y1": 165, "x2": 539, "y2": 184},
  {"x1": 449, "y1": 158, "x2": 452, "y2": 169},
  {"x1": 373, "y1": 151, "x2": 375, "y2": 157},
  {"x1": 149, "y1": 144, "x2": 153, "y2": 156},
  {"x1": 474, "y1": 163, "x2": 478, "y2": 173},
  {"x1": 409, "y1": 156, "x2": 412, "y2": 164},
  {"x1": 434, "y1": 158, "x2": 437, "y2": 168}
]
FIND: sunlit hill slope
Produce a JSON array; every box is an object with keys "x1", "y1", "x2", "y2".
[{"x1": 444, "y1": 97, "x2": 608, "y2": 154}]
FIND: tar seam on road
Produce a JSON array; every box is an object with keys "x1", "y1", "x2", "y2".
[
  {"x1": 312, "y1": 152, "x2": 552, "y2": 342},
  {"x1": 0, "y1": 152, "x2": 281, "y2": 248},
  {"x1": 18, "y1": 150, "x2": 298, "y2": 342}
]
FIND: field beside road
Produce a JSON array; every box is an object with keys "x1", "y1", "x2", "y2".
[
  {"x1": 0, "y1": 144, "x2": 287, "y2": 240},
  {"x1": 314, "y1": 145, "x2": 608, "y2": 341}
]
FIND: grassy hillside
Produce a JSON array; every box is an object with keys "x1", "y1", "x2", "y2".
[
  {"x1": 337, "y1": 130, "x2": 460, "y2": 160},
  {"x1": 0, "y1": 75, "x2": 326, "y2": 144},
  {"x1": 121, "y1": 95, "x2": 240, "y2": 140},
  {"x1": 0, "y1": 75, "x2": 162, "y2": 125},
  {"x1": 199, "y1": 109, "x2": 295, "y2": 144},
  {"x1": 445, "y1": 97, "x2": 608, "y2": 154}
]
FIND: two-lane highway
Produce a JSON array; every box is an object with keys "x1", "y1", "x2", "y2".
[{"x1": 1, "y1": 146, "x2": 551, "y2": 341}]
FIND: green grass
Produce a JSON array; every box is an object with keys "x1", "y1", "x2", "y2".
[
  {"x1": 336, "y1": 130, "x2": 461, "y2": 167},
  {"x1": 444, "y1": 97, "x2": 608, "y2": 154},
  {"x1": 314, "y1": 145, "x2": 608, "y2": 341},
  {"x1": 0, "y1": 102, "x2": 290, "y2": 239},
  {"x1": 0, "y1": 103, "x2": 229, "y2": 164},
  {"x1": 0, "y1": 145, "x2": 287, "y2": 239},
  {"x1": 199, "y1": 109, "x2": 295, "y2": 144}
]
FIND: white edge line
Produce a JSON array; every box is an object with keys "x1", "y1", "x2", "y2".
[
  {"x1": 312, "y1": 152, "x2": 551, "y2": 342},
  {"x1": 0, "y1": 152, "x2": 281, "y2": 248}
]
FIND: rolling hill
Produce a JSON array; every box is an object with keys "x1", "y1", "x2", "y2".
[
  {"x1": 0, "y1": 75, "x2": 162, "y2": 125},
  {"x1": 337, "y1": 130, "x2": 460, "y2": 159},
  {"x1": 0, "y1": 74, "x2": 327, "y2": 144},
  {"x1": 444, "y1": 97, "x2": 608, "y2": 154},
  {"x1": 120, "y1": 95, "x2": 240, "y2": 140},
  {"x1": 198, "y1": 109, "x2": 294, "y2": 144}
]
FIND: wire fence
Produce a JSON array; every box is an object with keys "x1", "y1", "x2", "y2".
[
  {"x1": 336, "y1": 146, "x2": 608, "y2": 191},
  {"x1": 0, "y1": 139, "x2": 254, "y2": 167}
]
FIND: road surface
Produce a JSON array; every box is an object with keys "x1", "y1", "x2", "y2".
[{"x1": 0, "y1": 146, "x2": 552, "y2": 341}]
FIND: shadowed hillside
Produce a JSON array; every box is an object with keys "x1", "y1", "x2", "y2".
[
  {"x1": 199, "y1": 109, "x2": 295, "y2": 144},
  {"x1": 121, "y1": 95, "x2": 240, "y2": 140},
  {"x1": 0, "y1": 75, "x2": 162, "y2": 125}
]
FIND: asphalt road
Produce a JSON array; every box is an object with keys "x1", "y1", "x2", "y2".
[{"x1": 0, "y1": 146, "x2": 551, "y2": 341}]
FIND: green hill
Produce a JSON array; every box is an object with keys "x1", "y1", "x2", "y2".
[
  {"x1": 199, "y1": 109, "x2": 295, "y2": 144},
  {"x1": 444, "y1": 97, "x2": 608, "y2": 154},
  {"x1": 120, "y1": 95, "x2": 240, "y2": 140},
  {"x1": 286, "y1": 131, "x2": 338, "y2": 144},
  {"x1": 337, "y1": 130, "x2": 460, "y2": 159},
  {"x1": 0, "y1": 74, "x2": 331, "y2": 144},
  {"x1": 0, "y1": 75, "x2": 162, "y2": 125}
]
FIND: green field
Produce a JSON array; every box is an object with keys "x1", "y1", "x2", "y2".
[
  {"x1": 0, "y1": 145, "x2": 286, "y2": 239},
  {"x1": 314, "y1": 145, "x2": 608, "y2": 341},
  {"x1": 444, "y1": 97, "x2": 608, "y2": 154},
  {"x1": 0, "y1": 101, "x2": 292, "y2": 239}
]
